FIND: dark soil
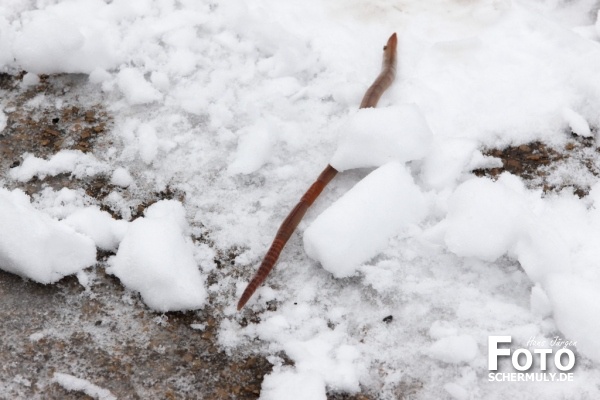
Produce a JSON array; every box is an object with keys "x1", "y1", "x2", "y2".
[{"x1": 472, "y1": 133, "x2": 599, "y2": 197}]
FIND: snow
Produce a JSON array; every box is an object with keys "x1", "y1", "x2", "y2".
[
  {"x1": 228, "y1": 120, "x2": 277, "y2": 175},
  {"x1": 1, "y1": 0, "x2": 600, "y2": 398},
  {"x1": 52, "y1": 372, "x2": 116, "y2": 400},
  {"x1": 107, "y1": 200, "x2": 207, "y2": 312},
  {"x1": 330, "y1": 104, "x2": 432, "y2": 171},
  {"x1": 443, "y1": 174, "x2": 529, "y2": 263},
  {"x1": 117, "y1": 68, "x2": 162, "y2": 105},
  {"x1": 260, "y1": 369, "x2": 326, "y2": 400},
  {"x1": 9, "y1": 150, "x2": 109, "y2": 182},
  {"x1": 0, "y1": 188, "x2": 96, "y2": 284},
  {"x1": 63, "y1": 206, "x2": 128, "y2": 252},
  {"x1": 110, "y1": 167, "x2": 134, "y2": 187},
  {"x1": 562, "y1": 107, "x2": 592, "y2": 137},
  {"x1": 304, "y1": 161, "x2": 428, "y2": 277},
  {"x1": 20, "y1": 72, "x2": 39, "y2": 87},
  {"x1": 426, "y1": 335, "x2": 479, "y2": 364},
  {"x1": 0, "y1": 108, "x2": 6, "y2": 132}
]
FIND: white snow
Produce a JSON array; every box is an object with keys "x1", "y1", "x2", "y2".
[
  {"x1": 117, "y1": 68, "x2": 162, "y2": 105},
  {"x1": 0, "y1": 188, "x2": 96, "y2": 283},
  {"x1": 0, "y1": 108, "x2": 6, "y2": 132},
  {"x1": 107, "y1": 200, "x2": 207, "y2": 312},
  {"x1": 304, "y1": 161, "x2": 428, "y2": 277},
  {"x1": 9, "y1": 150, "x2": 109, "y2": 182},
  {"x1": 330, "y1": 104, "x2": 432, "y2": 171},
  {"x1": 2, "y1": 0, "x2": 600, "y2": 398},
  {"x1": 63, "y1": 206, "x2": 128, "y2": 252},
  {"x1": 426, "y1": 335, "x2": 479, "y2": 364},
  {"x1": 52, "y1": 372, "x2": 116, "y2": 400},
  {"x1": 20, "y1": 72, "x2": 39, "y2": 87},
  {"x1": 228, "y1": 120, "x2": 277, "y2": 175},
  {"x1": 110, "y1": 167, "x2": 134, "y2": 188},
  {"x1": 562, "y1": 107, "x2": 592, "y2": 137},
  {"x1": 260, "y1": 369, "x2": 326, "y2": 400}
]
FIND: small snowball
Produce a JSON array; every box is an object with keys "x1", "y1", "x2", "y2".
[
  {"x1": 562, "y1": 107, "x2": 592, "y2": 137},
  {"x1": 304, "y1": 162, "x2": 427, "y2": 277},
  {"x1": 21, "y1": 72, "x2": 40, "y2": 87},
  {"x1": 330, "y1": 104, "x2": 432, "y2": 172},
  {"x1": 117, "y1": 68, "x2": 162, "y2": 105},
  {"x1": 427, "y1": 335, "x2": 478, "y2": 364},
  {"x1": 110, "y1": 167, "x2": 134, "y2": 187},
  {"x1": 107, "y1": 200, "x2": 206, "y2": 312}
]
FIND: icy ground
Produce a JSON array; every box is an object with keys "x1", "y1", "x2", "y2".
[{"x1": 2, "y1": 0, "x2": 600, "y2": 398}]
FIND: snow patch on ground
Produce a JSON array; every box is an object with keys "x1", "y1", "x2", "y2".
[
  {"x1": 52, "y1": 372, "x2": 116, "y2": 400},
  {"x1": 9, "y1": 150, "x2": 109, "y2": 182}
]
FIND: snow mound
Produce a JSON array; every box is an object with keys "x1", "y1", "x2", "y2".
[
  {"x1": 9, "y1": 150, "x2": 109, "y2": 182},
  {"x1": 304, "y1": 161, "x2": 428, "y2": 277},
  {"x1": 52, "y1": 372, "x2": 116, "y2": 400},
  {"x1": 330, "y1": 105, "x2": 432, "y2": 172},
  {"x1": 0, "y1": 188, "x2": 96, "y2": 284},
  {"x1": 442, "y1": 174, "x2": 600, "y2": 363},
  {"x1": 107, "y1": 200, "x2": 206, "y2": 312},
  {"x1": 13, "y1": 1, "x2": 119, "y2": 74}
]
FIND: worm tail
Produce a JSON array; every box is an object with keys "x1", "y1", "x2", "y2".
[
  {"x1": 237, "y1": 165, "x2": 337, "y2": 310},
  {"x1": 237, "y1": 33, "x2": 398, "y2": 310}
]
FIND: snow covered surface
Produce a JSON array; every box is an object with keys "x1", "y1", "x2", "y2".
[{"x1": 1, "y1": 0, "x2": 600, "y2": 398}]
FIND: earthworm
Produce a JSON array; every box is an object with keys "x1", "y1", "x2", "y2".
[{"x1": 237, "y1": 33, "x2": 398, "y2": 310}]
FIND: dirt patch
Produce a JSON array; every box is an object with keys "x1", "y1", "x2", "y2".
[{"x1": 472, "y1": 133, "x2": 599, "y2": 197}]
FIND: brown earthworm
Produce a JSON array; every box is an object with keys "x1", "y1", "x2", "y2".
[{"x1": 237, "y1": 33, "x2": 398, "y2": 310}]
